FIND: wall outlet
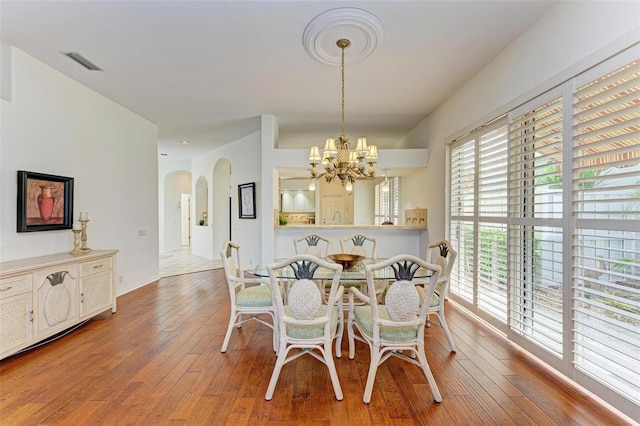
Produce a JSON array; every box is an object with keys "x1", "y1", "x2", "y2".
[{"x1": 137, "y1": 229, "x2": 147, "y2": 237}]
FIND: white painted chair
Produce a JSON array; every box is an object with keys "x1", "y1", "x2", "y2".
[
  {"x1": 339, "y1": 234, "x2": 386, "y2": 302},
  {"x1": 294, "y1": 233, "x2": 332, "y2": 257},
  {"x1": 339, "y1": 234, "x2": 377, "y2": 259},
  {"x1": 220, "y1": 240, "x2": 276, "y2": 353},
  {"x1": 265, "y1": 254, "x2": 345, "y2": 401},
  {"x1": 347, "y1": 254, "x2": 443, "y2": 404},
  {"x1": 420, "y1": 239, "x2": 457, "y2": 352}
]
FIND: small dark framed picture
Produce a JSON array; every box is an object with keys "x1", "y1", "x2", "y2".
[
  {"x1": 238, "y1": 182, "x2": 256, "y2": 219},
  {"x1": 17, "y1": 171, "x2": 74, "y2": 232}
]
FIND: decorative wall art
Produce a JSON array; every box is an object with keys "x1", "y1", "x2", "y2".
[
  {"x1": 238, "y1": 182, "x2": 256, "y2": 219},
  {"x1": 17, "y1": 171, "x2": 74, "y2": 232}
]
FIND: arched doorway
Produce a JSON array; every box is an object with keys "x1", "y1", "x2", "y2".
[
  {"x1": 162, "y1": 170, "x2": 191, "y2": 253},
  {"x1": 212, "y1": 159, "x2": 232, "y2": 255}
]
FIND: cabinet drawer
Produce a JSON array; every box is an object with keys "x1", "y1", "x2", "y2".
[
  {"x1": 0, "y1": 274, "x2": 33, "y2": 300},
  {"x1": 79, "y1": 257, "x2": 113, "y2": 277}
]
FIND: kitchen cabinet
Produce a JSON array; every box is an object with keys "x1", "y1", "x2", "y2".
[{"x1": 281, "y1": 190, "x2": 315, "y2": 212}]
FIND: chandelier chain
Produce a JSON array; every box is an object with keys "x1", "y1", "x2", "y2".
[{"x1": 341, "y1": 42, "x2": 345, "y2": 139}]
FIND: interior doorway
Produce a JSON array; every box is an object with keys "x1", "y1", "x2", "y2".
[
  {"x1": 212, "y1": 159, "x2": 232, "y2": 255},
  {"x1": 180, "y1": 193, "x2": 191, "y2": 246}
]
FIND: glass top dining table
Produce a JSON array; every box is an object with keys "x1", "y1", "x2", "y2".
[{"x1": 253, "y1": 258, "x2": 434, "y2": 281}]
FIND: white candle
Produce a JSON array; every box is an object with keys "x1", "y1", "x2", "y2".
[
  {"x1": 73, "y1": 222, "x2": 82, "y2": 230},
  {"x1": 79, "y1": 212, "x2": 89, "y2": 221}
]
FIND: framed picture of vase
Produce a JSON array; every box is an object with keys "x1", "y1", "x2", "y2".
[
  {"x1": 238, "y1": 182, "x2": 256, "y2": 219},
  {"x1": 17, "y1": 171, "x2": 74, "y2": 232}
]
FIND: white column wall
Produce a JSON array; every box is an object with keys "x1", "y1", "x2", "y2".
[{"x1": 191, "y1": 131, "x2": 262, "y2": 265}]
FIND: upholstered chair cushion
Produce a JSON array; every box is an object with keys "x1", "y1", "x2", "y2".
[
  {"x1": 352, "y1": 306, "x2": 419, "y2": 341},
  {"x1": 284, "y1": 306, "x2": 340, "y2": 339},
  {"x1": 384, "y1": 280, "x2": 420, "y2": 322},
  {"x1": 236, "y1": 285, "x2": 273, "y2": 307},
  {"x1": 416, "y1": 287, "x2": 441, "y2": 308}
]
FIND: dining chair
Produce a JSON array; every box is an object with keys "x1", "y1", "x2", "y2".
[
  {"x1": 265, "y1": 254, "x2": 345, "y2": 401},
  {"x1": 340, "y1": 234, "x2": 377, "y2": 258},
  {"x1": 220, "y1": 240, "x2": 276, "y2": 353},
  {"x1": 419, "y1": 239, "x2": 457, "y2": 352},
  {"x1": 294, "y1": 233, "x2": 332, "y2": 257},
  {"x1": 347, "y1": 254, "x2": 443, "y2": 403},
  {"x1": 339, "y1": 234, "x2": 385, "y2": 302}
]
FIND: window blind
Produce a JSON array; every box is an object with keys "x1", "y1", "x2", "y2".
[
  {"x1": 447, "y1": 51, "x2": 640, "y2": 414},
  {"x1": 572, "y1": 58, "x2": 640, "y2": 405},
  {"x1": 507, "y1": 94, "x2": 565, "y2": 357}
]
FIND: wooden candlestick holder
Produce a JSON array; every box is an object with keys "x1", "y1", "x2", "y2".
[
  {"x1": 69, "y1": 229, "x2": 84, "y2": 255},
  {"x1": 80, "y1": 219, "x2": 92, "y2": 253}
]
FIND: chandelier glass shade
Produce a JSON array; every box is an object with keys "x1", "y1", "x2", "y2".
[{"x1": 309, "y1": 39, "x2": 378, "y2": 186}]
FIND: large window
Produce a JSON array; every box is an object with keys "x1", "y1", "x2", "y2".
[{"x1": 448, "y1": 53, "x2": 639, "y2": 415}]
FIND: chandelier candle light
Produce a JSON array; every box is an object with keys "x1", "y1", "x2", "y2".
[{"x1": 308, "y1": 39, "x2": 378, "y2": 190}]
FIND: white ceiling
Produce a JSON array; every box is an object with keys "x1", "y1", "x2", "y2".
[{"x1": 0, "y1": 1, "x2": 557, "y2": 161}]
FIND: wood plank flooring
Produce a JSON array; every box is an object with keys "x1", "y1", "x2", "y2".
[{"x1": 0, "y1": 269, "x2": 629, "y2": 425}]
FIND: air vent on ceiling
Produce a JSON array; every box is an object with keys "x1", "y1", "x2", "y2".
[{"x1": 61, "y1": 52, "x2": 103, "y2": 71}]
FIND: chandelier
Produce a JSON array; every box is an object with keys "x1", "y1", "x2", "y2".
[{"x1": 308, "y1": 38, "x2": 378, "y2": 191}]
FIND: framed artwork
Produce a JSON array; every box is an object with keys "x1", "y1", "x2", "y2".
[
  {"x1": 238, "y1": 182, "x2": 256, "y2": 219},
  {"x1": 17, "y1": 171, "x2": 74, "y2": 232}
]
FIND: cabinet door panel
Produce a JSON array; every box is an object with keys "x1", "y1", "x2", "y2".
[
  {"x1": 33, "y1": 266, "x2": 78, "y2": 336},
  {"x1": 0, "y1": 293, "x2": 33, "y2": 355},
  {"x1": 80, "y1": 271, "x2": 113, "y2": 318}
]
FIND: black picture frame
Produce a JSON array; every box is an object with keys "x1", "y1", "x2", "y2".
[
  {"x1": 17, "y1": 171, "x2": 74, "y2": 232},
  {"x1": 238, "y1": 182, "x2": 256, "y2": 219}
]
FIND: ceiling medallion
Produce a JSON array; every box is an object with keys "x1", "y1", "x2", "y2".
[{"x1": 302, "y1": 8, "x2": 384, "y2": 66}]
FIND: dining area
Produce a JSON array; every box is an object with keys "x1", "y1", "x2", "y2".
[
  {"x1": 0, "y1": 247, "x2": 621, "y2": 424},
  {"x1": 220, "y1": 233, "x2": 459, "y2": 405}
]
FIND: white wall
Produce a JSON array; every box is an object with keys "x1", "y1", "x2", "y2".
[
  {"x1": 0, "y1": 47, "x2": 159, "y2": 295},
  {"x1": 191, "y1": 131, "x2": 262, "y2": 265},
  {"x1": 403, "y1": 1, "x2": 640, "y2": 242}
]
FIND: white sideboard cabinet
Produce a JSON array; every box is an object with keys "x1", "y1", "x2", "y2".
[{"x1": 0, "y1": 249, "x2": 118, "y2": 360}]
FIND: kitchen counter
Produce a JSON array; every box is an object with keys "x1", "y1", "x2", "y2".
[
  {"x1": 274, "y1": 225, "x2": 428, "y2": 258},
  {"x1": 276, "y1": 224, "x2": 426, "y2": 230}
]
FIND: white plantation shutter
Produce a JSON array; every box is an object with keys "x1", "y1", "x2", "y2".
[
  {"x1": 449, "y1": 219, "x2": 475, "y2": 302},
  {"x1": 572, "y1": 58, "x2": 640, "y2": 405},
  {"x1": 477, "y1": 122, "x2": 509, "y2": 324},
  {"x1": 508, "y1": 225, "x2": 564, "y2": 357},
  {"x1": 446, "y1": 49, "x2": 640, "y2": 415},
  {"x1": 478, "y1": 125, "x2": 509, "y2": 217},
  {"x1": 477, "y1": 222, "x2": 508, "y2": 322},
  {"x1": 509, "y1": 96, "x2": 564, "y2": 220},
  {"x1": 450, "y1": 141, "x2": 475, "y2": 217},
  {"x1": 507, "y1": 93, "x2": 565, "y2": 358},
  {"x1": 449, "y1": 118, "x2": 509, "y2": 321},
  {"x1": 450, "y1": 135, "x2": 476, "y2": 303}
]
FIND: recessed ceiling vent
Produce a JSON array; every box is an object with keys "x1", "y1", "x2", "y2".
[{"x1": 61, "y1": 52, "x2": 103, "y2": 71}]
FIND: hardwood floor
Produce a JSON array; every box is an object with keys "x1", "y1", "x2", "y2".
[{"x1": 0, "y1": 269, "x2": 628, "y2": 425}]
